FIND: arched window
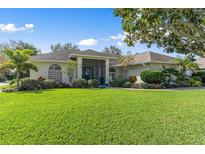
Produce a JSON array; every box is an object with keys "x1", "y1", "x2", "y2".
[{"x1": 48, "y1": 64, "x2": 62, "y2": 83}]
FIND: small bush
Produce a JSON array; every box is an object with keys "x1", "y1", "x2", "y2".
[
  {"x1": 140, "y1": 83, "x2": 164, "y2": 89},
  {"x1": 56, "y1": 82, "x2": 70, "y2": 88},
  {"x1": 128, "y1": 76, "x2": 137, "y2": 84},
  {"x1": 40, "y1": 80, "x2": 57, "y2": 89},
  {"x1": 187, "y1": 78, "x2": 202, "y2": 87},
  {"x1": 122, "y1": 81, "x2": 132, "y2": 88},
  {"x1": 131, "y1": 83, "x2": 140, "y2": 89},
  {"x1": 37, "y1": 76, "x2": 46, "y2": 81},
  {"x1": 0, "y1": 75, "x2": 7, "y2": 82},
  {"x1": 194, "y1": 71, "x2": 205, "y2": 83},
  {"x1": 9, "y1": 79, "x2": 17, "y2": 85},
  {"x1": 71, "y1": 79, "x2": 87, "y2": 88},
  {"x1": 88, "y1": 79, "x2": 100, "y2": 88},
  {"x1": 110, "y1": 80, "x2": 125, "y2": 87},
  {"x1": 141, "y1": 70, "x2": 165, "y2": 84},
  {"x1": 20, "y1": 79, "x2": 41, "y2": 91}
]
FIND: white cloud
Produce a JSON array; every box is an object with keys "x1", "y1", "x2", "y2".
[
  {"x1": 117, "y1": 41, "x2": 123, "y2": 47},
  {"x1": 78, "y1": 38, "x2": 98, "y2": 46},
  {"x1": 0, "y1": 23, "x2": 34, "y2": 33},
  {"x1": 109, "y1": 32, "x2": 127, "y2": 41}
]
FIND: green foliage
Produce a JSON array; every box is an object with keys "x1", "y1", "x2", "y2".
[
  {"x1": 103, "y1": 45, "x2": 122, "y2": 55},
  {"x1": 40, "y1": 80, "x2": 57, "y2": 89},
  {"x1": 0, "y1": 75, "x2": 7, "y2": 82},
  {"x1": 63, "y1": 60, "x2": 78, "y2": 84},
  {"x1": 140, "y1": 83, "x2": 164, "y2": 89},
  {"x1": 87, "y1": 79, "x2": 100, "y2": 88},
  {"x1": 110, "y1": 80, "x2": 125, "y2": 87},
  {"x1": 51, "y1": 43, "x2": 79, "y2": 52},
  {"x1": 186, "y1": 78, "x2": 202, "y2": 87},
  {"x1": 2, "y1": 48, "x2": 38, "y2": 89},
  {"x1": 194, "y1": 71, "x2": 205, "y2": 83},
  {"x1": 122, "y1": 81, "x2": 132, "y2": 88},
  {"x1": 0, "y1": 40, "x2": 41, "y2": 55},
  {"x1": 128, "y1": 75, "x2": 137, "y2": 83},
  {"x1": 141, "y1": 70, "x2": 165, "y2": 84},
  {"x1": 20, "y1": 79, "x2": 41, "y2": 91},
  {"x1": 71, "y1": 79, "x2": 87, "y2": 88},
  {"x1": 173, "y1": 56, "x2": 199, "y2": 74},
  {"x1": 114, "y1": 9, "x2": 205, "y2": 56}
]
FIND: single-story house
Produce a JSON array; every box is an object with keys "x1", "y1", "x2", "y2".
[{"x1": 30, "y1": 50, "x2": 176, "y2": 84}]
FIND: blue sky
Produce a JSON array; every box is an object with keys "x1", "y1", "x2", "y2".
[{"x1": 0, "y1": 8, "x2": 176, "y2": 56}]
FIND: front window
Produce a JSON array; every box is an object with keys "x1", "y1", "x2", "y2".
[{"x1": 48, "y1": 64, "x2": 62, "y2": 83}]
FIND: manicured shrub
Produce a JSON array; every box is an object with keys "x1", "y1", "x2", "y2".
[
  {"x1": 71, "y1": 79, "x2": 87, "y2": 88},
  {"x1": 0, "y1": 75, "x2": 7, "y2": 82},
  {"x1": 122, "y1": 81, "x2": 132, "y2": 88},
  {"x1": 194, "y1": 71, "x2": 205, "y2": 83},
  {"x1": 131, "y1": 83, "x2": 140, "y2": 89},
  {"x1": 140, "y1": 83, "x2": 164, "y2": 89},
  {"x1": 141, "y1": 70, "x2": 165, "y2": 84},
  {"x1": 187, "y1": 78, "x2": 202, "y2": 87},
  {"x1": 87, "y1": 79, "x2": 100, "y2": 88},
  {"x1": 110, "y1": 80, "x2": 125, "y2": 87},
  {"x1": 56, "y1": 82, "x2": 70, "y2": 88},
  {"x1": 40, "y1": 80, "x2": 57, "y2": 89},
  {"x1": 20, "y1": 79, "x2": 41, "y2": 91},
  {"x1": 128, "y1": 76, "x2": 137, "y2": 84}
]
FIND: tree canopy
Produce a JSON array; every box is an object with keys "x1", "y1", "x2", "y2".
[
  {"x1": 114, "y1": 8, "x2": 205, "y2": 56},
  {"x1": 51, "y1": 43, "x2": 80, "y2": 52},
  {"x1": 0, "y1": 40, "x2": 41, "y2": 55},
  {"x1": 103, "y1": 45, "x2": 122, "y2": 55}
]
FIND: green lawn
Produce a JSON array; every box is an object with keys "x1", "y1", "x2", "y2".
[{"x1": 0, "y1": 89, "x2": 205, "y2": 144}]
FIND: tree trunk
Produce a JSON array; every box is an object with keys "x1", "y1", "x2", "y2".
[{"x1": 16, "y1": 71, "x2": 20, "y2": 89}]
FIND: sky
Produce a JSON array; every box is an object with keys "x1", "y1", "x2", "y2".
[{"x1": 0, "y1": 8, "x2": 176, "y2": 56}]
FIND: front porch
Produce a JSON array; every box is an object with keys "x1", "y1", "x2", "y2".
[{"x1": 76, "y1": 57, "x2": 110, "y2": 84}]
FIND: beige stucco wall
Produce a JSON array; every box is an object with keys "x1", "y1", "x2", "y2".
[{"x1": 30, "y1": 61, "x2": 77, "y2": 83}]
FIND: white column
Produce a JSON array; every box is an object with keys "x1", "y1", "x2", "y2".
[
  {"x1": 105, "y1": 59, "x2": 109, "y2": 84},
  {"x1": 77, "y1": 57, "x2": 82, "y2": 79}
]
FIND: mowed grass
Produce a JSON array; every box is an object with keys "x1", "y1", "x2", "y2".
[{"x1": 0, "y1": 89, "x2": 205, "y2": 144}]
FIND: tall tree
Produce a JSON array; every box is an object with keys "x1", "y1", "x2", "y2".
[
  {"x1": 0, "y1": 40, "x2": 41, "y2": 55},
  {"x1": 1, "y1": 49, "x2": 38, "y2": 89},
  {"x1": 114, "y1": 9, "x2": 205, "y2": 56},
  {"x1": 103, "y1": 45, "x2": 122, "y2": 55},
  {"x1": 51, "y1": 43, "x2": 80, "y2": 52}
]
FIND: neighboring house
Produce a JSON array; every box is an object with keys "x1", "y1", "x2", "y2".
[
  {"x1": 30, "y1": 50, "x2": 176, "y2": 84},
  {"x1": 196, "y1": 58, "x2": 205, "y2": 70}
]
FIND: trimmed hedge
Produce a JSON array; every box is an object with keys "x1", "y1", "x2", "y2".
[
  {"x1": 122, "y1": 81, "x2": 132, "y2": 88},
  {"x1": 195, "y1": 71, "x2": 205, "y2": 83},
  {"x1": 71, "y1": 79, "x2": 87, "y2": 88},
  {"x1": 110, "y1": 80, "x2": 125, "y2": 87},
  {"x1": 20, "y1": 79, "x2": 41, "y2": 91},
  {"x1": 141, "y1": 70, "x2": 165, "y2": 84},
  {"x1": 88, "y1": 79, "x2": 100, "y2": 88}
]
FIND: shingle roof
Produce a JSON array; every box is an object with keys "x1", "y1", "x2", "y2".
[
  {"x1": 196, "y1": 58, "x2": 205, "y2": 69},
  {"x1": 31, "y1": 49, "x2": 118, "y2": 61},
  {"x1": 131, "y1": 51, "x2": 174, "y2": 65}
]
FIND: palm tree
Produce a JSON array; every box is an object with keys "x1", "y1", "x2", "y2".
[
  {"x1": 173, "y1": 56, "x2": 199, "y2": 75},
  {"x1": 1, "y1": 49, "x2": 38, "y2": 89}
]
